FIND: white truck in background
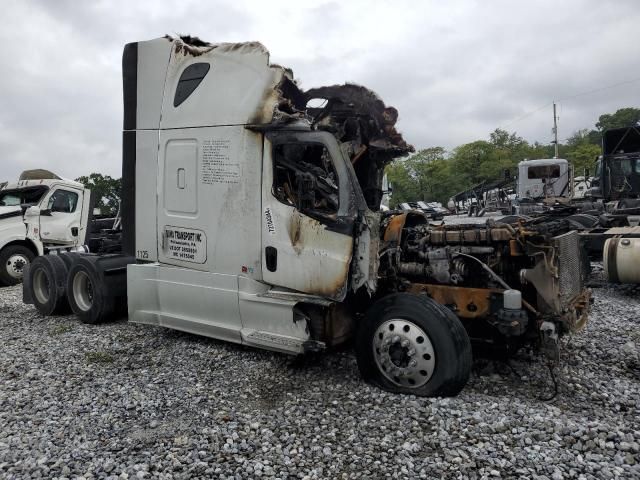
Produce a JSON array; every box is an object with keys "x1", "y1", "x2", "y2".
[
  {"x1": 0, "y1": 170, "x2": 90, "y2": 285},
  {"x1": 512, "y1": 158, "x2": 572, "y2": 215}
]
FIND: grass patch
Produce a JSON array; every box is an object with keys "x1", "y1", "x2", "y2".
[
  {"x1": 85, "y1": 351, "x2": 115, "y2": 364},
  {"x1": 50, "y1": 324, "x2": 73, "y2": 336}
]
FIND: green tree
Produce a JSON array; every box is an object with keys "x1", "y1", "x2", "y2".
[
  {"x1": 75, "y1": 173, "x2": 121, "y2": 216},
  {"x1": 595, "y1": 107, "x2": 640, "y2": 131},
  {"x1": 386, "y1": 147, "x2": 448, "y2": 205},
  {"x1": 386, "y1": 160, "x2": 419, "y2": 206},
  {"x1": 386, "y1": 107, "x2": 639, "y2": 206},
  {"x1": 566, "y1": 143, "x2": 601, "y2": 176},
  {"x1": 566, "y1": 129, "x2": 593, "y2": 148},
  {"x1": 582, "y1": 107, "x2": 640, "y2": 145}
]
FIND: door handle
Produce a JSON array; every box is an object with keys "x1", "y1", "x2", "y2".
[
  {"x1": 177, "y1": 168, "x2": 186, "y2": 189},
  {"x1": 265, "y1": 246, "x2": 277, "y2": 272},
  {"x1": 71, "y1": 227, "x2": 78, "y2": 237}
]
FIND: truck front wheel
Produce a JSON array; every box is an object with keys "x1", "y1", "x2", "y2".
[
  {"x1": 0, "y1": 245, "x2": 35, "y2": 286},
  {"x1": 355, "y1": 293, "x2": 472, "y2": 397}
]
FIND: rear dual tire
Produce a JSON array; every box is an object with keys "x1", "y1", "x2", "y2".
[
  {"x1": 66, "y1": 256, "x2": 118, "y2": 324},
  {"x1": 28, "y1": 253, "x2": 117, "y2": 324},
  {"x1": 29, "y1": 255, "x2": 71, "y2": 315}
]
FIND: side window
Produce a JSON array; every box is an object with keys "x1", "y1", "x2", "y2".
[
  {"x1": 47, "y1": 190, "x2": 79, "y2": 213},
  {"x1": 272, "y1": 143, "x2": 339, "y2": 214},
  {"x1": 0, "y1": 193, "x2": 20, "y2": 206},
  {"x1": 528, "y1": 165, "x2": 561, "y2": 179},
  {"x1": 174, "y1": 63, "x2": 211, "y2": 107},
  {"x1": 619, "y1": 159, "x2": 633, "y2": 175}
]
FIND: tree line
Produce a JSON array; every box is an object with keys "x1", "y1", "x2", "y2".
[{"x1": 386, "y1": 107, "x2": 640, "y2": 206}]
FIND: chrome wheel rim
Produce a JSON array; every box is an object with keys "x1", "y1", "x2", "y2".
[
  {"x1": 6, "y1": 254, "x2": 29, "y2": 280},
  {"x1": 73, "y1": 271, "x2": 93, "y2": 312},
  {"x1": 33, "y1": 269, "x2": 50, "y2": 304},
  {"x1": 373, "y1": 318, "x2": 436, "y2": 388}
]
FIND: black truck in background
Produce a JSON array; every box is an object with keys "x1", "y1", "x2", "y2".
[{"x1": 588, "y1": 126, "x2": 640, "y2": 211}]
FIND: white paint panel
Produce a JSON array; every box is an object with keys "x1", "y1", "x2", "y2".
[
  {"x1": 156, "y1": 126, "x2": 263, "y2": 278},
  {"x1": 160, "y1": 44, "x2": 283, "y2": 129},
  {"x1": 135, "y1": 130, "x2": 159, "y2": 262},
  {"x1": 127, "y1": 263, "x2": 241, "y2": 343},
  {"x1": 164, "y1": 139, "x2": 197, "y2": 215},
  {"x1": 136, "y1": 39, "x2": 172, "y2": 130},
  {"x1": 238, "y1": 276, "x2": 305, "y2": 337}
]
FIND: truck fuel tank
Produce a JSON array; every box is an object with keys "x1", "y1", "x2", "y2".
[{"x1": 604, "y1": 236, "x2": 640, "y2": 283}]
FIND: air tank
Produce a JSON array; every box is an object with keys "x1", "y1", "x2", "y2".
[{"x1": 604, "y1": 237, "x2": 640, "y2": 284}]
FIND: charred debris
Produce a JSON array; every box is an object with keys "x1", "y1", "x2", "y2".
[
  {"x1": 275, "y1": 81, "x2": 415, "y2": 211},
  {"x1": 168, "y1": 35, "x2": 415, "y2": 212}
]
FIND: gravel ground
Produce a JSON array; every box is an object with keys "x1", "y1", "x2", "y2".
[{"x1": 1, "y1": 276, "x2": 639, "y2": 479}]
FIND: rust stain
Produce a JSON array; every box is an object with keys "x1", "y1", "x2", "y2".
[
  {"x1": 408, "y1": 283, "x2": 503, "y2": 319},
  {"x1": 308, "y1": 261, "x2": 350, "y2": 300},
  {"x1": 567, "y1": 289, "x2": 591, "y2": 332},
  {"x1": 383, "y1": 213, "x2": 408, "y2": 243},
  {"x1": 288, "y1": 212, "x2": 303, "y2": 254},
  {"x1": 285, "y1": 213, "x2": 352, "y2": 300}
]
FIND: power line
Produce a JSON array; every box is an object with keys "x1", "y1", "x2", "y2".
[
  {"x1": 557, "y1": 76, "x2": 640, "y2": 102},
  {"x1": 499, "y1": 76, "x2": 640, "y2": 131},
  {"x1": 500, "y1": 102, "x2": 552, "y2": 130}
]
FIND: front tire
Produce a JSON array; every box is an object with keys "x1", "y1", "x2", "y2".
[
  {"x1": 356, "y1": 293, "x2": 472, "y2": 397},
  {"x1": 0, "y1": 245, "x2": 35, "y2": 286}
]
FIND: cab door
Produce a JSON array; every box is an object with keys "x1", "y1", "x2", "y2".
[
  {"x1": 39, "y1": 186, "x2": 85, "y2": 245},
  {"x1": 261, "y1": 131, "x2": 360, "y2": 301}
]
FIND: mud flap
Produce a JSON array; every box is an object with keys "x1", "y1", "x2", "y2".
[{"x1": 22, "y1": 264, "x2": 33, "y2": 304}]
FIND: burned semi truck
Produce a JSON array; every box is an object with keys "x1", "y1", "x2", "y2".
[{"x1": 24, "y1": 36, "x2": 590, "y2": 397}]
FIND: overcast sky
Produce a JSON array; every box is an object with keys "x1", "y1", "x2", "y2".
[{"x1": 1, "y1": 0, "x2": 639, "y2": 181}]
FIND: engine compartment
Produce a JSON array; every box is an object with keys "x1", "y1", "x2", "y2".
[{"x1": 377, "y1": 212, "x2": 591, "y2": 354}]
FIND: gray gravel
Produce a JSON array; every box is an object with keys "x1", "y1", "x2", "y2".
[{"x1": 1, "y1": 277, "x2": 639, "y2": 479}]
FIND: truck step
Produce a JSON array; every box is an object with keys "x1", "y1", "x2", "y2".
[{"x1": 242, "y1": 330, "x2": 325, "y2": 355}]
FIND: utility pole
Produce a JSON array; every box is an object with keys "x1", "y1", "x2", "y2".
[{"x1": 552, "y1": 102, "x2": 559, "y2": 158}]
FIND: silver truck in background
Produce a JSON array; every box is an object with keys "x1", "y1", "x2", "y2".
[
  {"x1": 511, "y1": 158, "x2": 573, "y2": 215},
  {"x1": 24, "y1": 36, "x2": 591, "y2": 397}
]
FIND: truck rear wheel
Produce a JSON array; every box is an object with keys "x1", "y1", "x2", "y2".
[
  {"x1": 0, "y1": 245, "x2": 35, "y2": 286},
  {"x1": 355, "y1": 293, "x2": 472, "y2": 397},
  {"x1": 67, "y1": 256, "x2": 114, "y2": 324},
  {"x1": 29, "y1": 255, "x2": 71, "y2": 315},
  {"x1": 58, "y1": 252, "x2": 83, "y2": 269}
]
